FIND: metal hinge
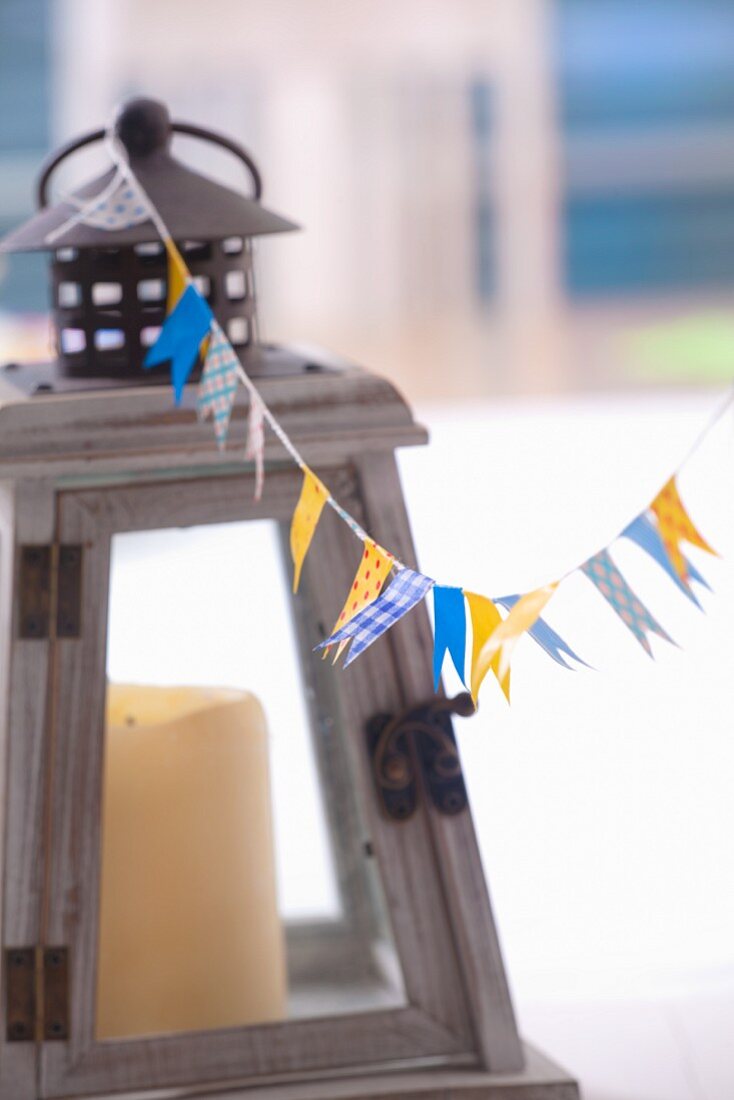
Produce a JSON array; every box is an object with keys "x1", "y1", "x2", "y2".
[
  {"x1": 5, "y1": 947, "x2": 69, "y2": 1042},
  {"x1": 18, "y1": 544, "x2": 83, "y2": 639},
  {"x1": 366, "y1": 693, "x2": 474, "y2": 821}
]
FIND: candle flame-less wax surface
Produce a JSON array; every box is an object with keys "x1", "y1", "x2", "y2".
[{"x1": 96, "y1": 685, "x2": 286, "y2": 1039}]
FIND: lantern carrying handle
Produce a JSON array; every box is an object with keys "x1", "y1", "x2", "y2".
[{"x1": 35, "y1": 122, "x2": 263, "y2": 209}]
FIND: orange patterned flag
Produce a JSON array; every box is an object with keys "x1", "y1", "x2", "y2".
[
  {"x1": 465, "y1": 592, "x2": 510, "y2": 704},
  {"x1": 290, "y1": 468, "x2": 329, "y2": 593},
  {"x1": 325, "y1": 539, "x2": 394, "y2": 661},
  {"x1": 650, "y1": 476, "x2": 717, "y2": 585}
]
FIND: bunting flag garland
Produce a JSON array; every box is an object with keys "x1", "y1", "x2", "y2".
[
  {"x1": 290, "y1": 468, "x2": 329, "y2": 593},
  {"x1": 621, "y1": 513, "x2": 709, "y2": 606},
  {"x1": 496, "y1": 595, "x2": 590, "y2": 670},
  {"x1": 197, "y1": 320, "x2": 239, "y2": 448},
  {"x1": 316, "y1": 567, "x2": 434, "y2": 667},
  {"x1": 581, "y1": 549, "x2": 674, "y2": 656},
  {"x1": 143, "y1": 284, "x2": 213, "y2": 403},
  {"x1": 245, "y1": 392, "x2": 266, "y2": 502},
  {"x1": 93, "y1": 135, "x2": 731, "y2": 709},
  {"x1": 325, "y1": 539, "x2": 394, "y2": 662},
  {"x1": 650, "y1": 476, "x2": 718, "y2": 585},
  {"x1": 433, "y1": 586, "x2": 468, "y2": 690},
  {"x1": 465, "y1": 592, "x2": 510, "y2": 703}
]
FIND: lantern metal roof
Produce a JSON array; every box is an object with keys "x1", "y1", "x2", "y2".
[{"x1": 0, "y1": 97, "x2": 298, "y2": 254}]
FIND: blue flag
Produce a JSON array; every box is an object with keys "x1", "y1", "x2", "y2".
[
  {"x1": 581, "y1": 549, "x2": 674, "y2": 657},
  {"x1": 144, "y1": 284, "x2": 213, "y2": 403},
  {"x1": 621, "y1": 513, "x2": 710, "y2": 607},
  {"x1": 496, "y1": 595, "x2": 589, "y2": 669},
  {"x1": 432, "y1": 585, "x2": 467, "y2": 689}
]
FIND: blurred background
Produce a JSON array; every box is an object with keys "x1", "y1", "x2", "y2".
[
  {"x1": 1, "y1": 2, "x2": 733, "y2": 1098},
  {"x1": 4, "y1": 0, "x2": 734, "y2": 398}
]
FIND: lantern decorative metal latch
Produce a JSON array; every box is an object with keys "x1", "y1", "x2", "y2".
[{"x1": 0, "y1": 98, "x2": 579, "y2": 1100}]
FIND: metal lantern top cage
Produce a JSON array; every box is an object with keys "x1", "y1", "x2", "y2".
[{"x1": 0, "y1": 97, "x2": 297, "y2": 382}]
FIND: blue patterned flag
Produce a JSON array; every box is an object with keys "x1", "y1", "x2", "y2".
[
  {"x1": 621, "y1": 513, "x2": 710, "y2": 607},
  {"x1": 433, "y1": 585, "x2": 467, "y2": 689},
  {"x1": 75, "y1": 175, "x2": 150, "y2": 230},
  {"x1": 197, "y1": 321, "x2": 239, "y2": 448},
  {"x1": 144, "y1": 285, "x2": 213, "y2": 403},
  {"x1": 316, "y1": 566, "x2": 433, "y2": 667},
  {"x1": 496, "y1": 595, "x2": 590, "y2": 669},
  {"x1": 581, "y1": 548, "x2": 674, "y2": 656}
]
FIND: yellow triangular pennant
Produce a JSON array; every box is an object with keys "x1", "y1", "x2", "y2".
[
  {"x1": 465, "y1": 592, "x2": 510, "y2": 704},
  {"x1": 475, "y1": 583, "x2": 558, "y2": 691},
  {"x1": 165, "y1": 237, "x2": 188, "y2": 314},
  {"x1": 650, "y1": 475, "x2": 717, "y2": 584},
  {"x1": 290, "y1": 468, "x2": 329, "y2": 593}
]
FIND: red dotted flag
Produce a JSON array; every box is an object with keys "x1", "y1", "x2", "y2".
[{"x1": 324, "y1": 539, "x2": 394, "y2": 662}]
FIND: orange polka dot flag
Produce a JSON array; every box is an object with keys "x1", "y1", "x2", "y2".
[
  {"x1": 325, "y1": 540, "x2": 395, "y2": 662},
  {"x1": 650, "y1": 476, "x2": 718, "y2": 586},
  {"x1": 290, "y1": 467, "x2": 329, "y2": 593}
]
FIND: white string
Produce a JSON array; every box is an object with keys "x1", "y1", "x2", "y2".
[
  {"x1": 103, "y1": 123, "x2": 405, "y2": 566},
  {"x1": 59, "y1": 115, "x2": 728, "y2": 610},
  {"x1": 673, "y1": 383, "x2": 734, "y2": 476},
  {"x1": 549, "y1": 383, "x2": 734, "y2": 591}
]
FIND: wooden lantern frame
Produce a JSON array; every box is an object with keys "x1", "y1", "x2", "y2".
[{"x1": 0, "y1": 355, "x2": 579, "y2": 1100}]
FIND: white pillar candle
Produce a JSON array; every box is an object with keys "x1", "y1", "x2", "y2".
[{"x1": 96, "y1": 685, "x2": 286, "y2": 1039}]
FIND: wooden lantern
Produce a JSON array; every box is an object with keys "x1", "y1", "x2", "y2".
[{"x1": 0, "y1": 99, "x2": 579, "y2": 1100}]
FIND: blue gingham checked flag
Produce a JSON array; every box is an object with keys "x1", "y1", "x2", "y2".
[
  {"x1": 316, "y1": 566, "x2": 434, "y2": 667},
  {"x1": 197, "y1": 320, "x2": 239, "y2": 448}
]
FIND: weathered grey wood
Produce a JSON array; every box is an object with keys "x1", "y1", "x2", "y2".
[
  {"x1": 0, "y1": 352, "x2": 577, "y2": 1098},
  {"x1": 294, "y1": 495, "x2": 473, "y2": 1038},
  {"x1": 44, "y1": 1044, "x2": 579, "y2": 1100},
  {"x1": 354, "y1": 451, "x2": 525, "y2": 1074},
  {"x1": 40, "y1": 471, "x2": 477, "y2": 1098},
  {"x1": 0, "y1": 358, "x2": 427, "y2": 480},
  {"x1": 0, "y1": 481, "x2": 56, "y2": 1099}
]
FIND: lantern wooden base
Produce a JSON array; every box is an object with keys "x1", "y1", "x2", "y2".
[{"x1": 83, "y1": 1044, "x2": 579, "y2": 1100}]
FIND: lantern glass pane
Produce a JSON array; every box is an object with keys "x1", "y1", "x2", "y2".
[{"x1": 96, "y1": 519, "x2": 405, "y2": 1040}]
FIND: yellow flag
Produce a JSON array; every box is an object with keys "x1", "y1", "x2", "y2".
[
  {"x1": 650, "y1": 476, "x2": 717, "y2": 584},
  {"x1": 165, "y1": 237, "x2": 188, "y2": 313},
  {"x1": 290, "y1": 468, "x2": 329, "y2": 593},
  {"x1": 475, "y1": 583, "x2": 558, "y2": 690},
  {"x1": 465, "y1": 591, "x2": 510, "y2": 703},
  {"x1": 324, "y1": 539, "x2": 394, "y2": 661}
]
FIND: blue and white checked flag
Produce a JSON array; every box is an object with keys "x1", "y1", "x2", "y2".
[
  {"x1": 316, "y1": 566, "x2": 434, "y2": 667},
  {"x1": 197, "y1": 320, "x2": 239, "y2": 448}
]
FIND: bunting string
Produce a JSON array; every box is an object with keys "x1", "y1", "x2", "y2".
[{"x1": 55, "y1": 118, "x2": 733, "y2": 707}]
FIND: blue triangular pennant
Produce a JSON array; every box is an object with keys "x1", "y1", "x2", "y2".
[
  {"x1": 621, "y1": 513, "x2": 710, "y2": 607},
  {"x1": 316, "y1": 566, "x2": 433, "y2": 667},
  {"x1": 496, "y1": 595, "x2": 590, "y2": 669},
  {"x1": 432, "y1": 585, "x2": 467, "y2": 689},
  {"x1": 143, "y1": 284, "x2": 213, "y2": 403}
]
